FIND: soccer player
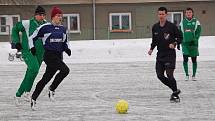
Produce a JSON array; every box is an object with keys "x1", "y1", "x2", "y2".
[
  {"x1": 148, "y1": 7, "x2": 182, "y2": 102},
  {"x1": 179, "y1": 7, "x2": 201, "y2": 81},
  {"x1": 29, "y1": 6, "x2": 71, "y2": 110},
  {"x1": 12, "y1": 6, "x2": 46, "y2": 104}
]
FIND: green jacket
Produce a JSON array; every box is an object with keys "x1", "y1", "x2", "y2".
[
  {"x1": 11, "y1": 17, "x2": 46, "y2": 52},
  {"x1": 180, "y1": 17, "x2": 201, "y2": 56}
]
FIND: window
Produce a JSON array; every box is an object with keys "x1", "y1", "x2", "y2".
[
  {"x1": 109, "y1": 13, "x2": 132, "y2": 32},
  {"x1": 63, "y1": 14, "x2": 80, "y2": 33},
  {"x1": 0, "y1": 17, "x2": 6, "y2": 33},
  {"x1": 0, "y1": 15, "x2": 20, "y2": 35},
  {"x1": 167, "y1": 12, "x2": 183, "y2": 27}
]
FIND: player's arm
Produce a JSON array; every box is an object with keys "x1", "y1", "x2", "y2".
[
  {"x1": 11, "y1": 22, "x2": 24, "y2": 44},
  {"x1": 29, "y1": 26, "x2": 45, "y2": 55},
  {"x1": 63, "y1": 31, "x2": 71, "y2": 56},
  {"x1": 179, "y1": 20, "x2": 184, "y2": 34},
  {"x1": 148, "y1": 25, "x2": 157, "y2": 55},
  {"x1": 195, "y1": 20, "x2": 201, "y2": 41},
  {"x1": 11, "y1": 22, "x2": 24, "y2": 50},
  {"x1": 171, "y1": 24, "x2": 183, "y2": 49},
  {"x1": 28, "y1": 26, "x2": 45, "y2": 49}
]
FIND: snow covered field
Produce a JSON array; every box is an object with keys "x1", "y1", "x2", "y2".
[{"x1": 0, "y1": 36, "x2": 215, "y2": 121}]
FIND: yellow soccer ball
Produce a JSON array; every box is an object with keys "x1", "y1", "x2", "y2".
[{"x1": 115, "y1": 99, "x2": 129, "y2": 114}]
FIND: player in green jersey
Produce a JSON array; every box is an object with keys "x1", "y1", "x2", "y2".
[
  {"x1": 12, "y1": 6, "x2": 46, "y2": 105},
  {"x1": 179, "y1": 7, "x2": 201, "y2": 81}
]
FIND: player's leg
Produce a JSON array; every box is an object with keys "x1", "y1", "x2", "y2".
[
  {"x1": 156, "y1": 61, "x2": 172, "y2": 89},
  {"x1": 166, "y1": 69, "x2": 180, "y2": 103},
  {"x1": 30, "y1": 51, "x2": 58, "y2": 110},
  {"x1": 48, "y1": 60, "x2": 70, "y2": 101},
  {"x1": 30, "y1": 65, "x2": 57, "y2": 110},
  {"x1": 31, "y1": 50, "x2": 59, "y2": 102},
  {"x1": 183, "y1": 55, "x2": 189, "y2": 81},
  {"x1": 191, "y1": 56, "x2": 197, "y2": 81},
  {"x1": 166, "y1": 69, "x2": 177, "y2": 92},
  {"x1": 31, "y1": 66, "x2": 57, "y2": 100},
  {"x1": 165, "y1": 59, "x2": 181, "y2": 102},
  {"x1": 15, "y1": 51, "x2": 39, "y2": 101}
]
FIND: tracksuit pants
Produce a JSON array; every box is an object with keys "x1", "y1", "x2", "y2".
[{"x1": 32, "y1": 50, "x2": 70, "y2": 101}]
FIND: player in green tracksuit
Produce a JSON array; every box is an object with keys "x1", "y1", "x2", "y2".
[
  {"x1": 179, "y1": 7, "x2": 201, "y2": 81},
  {"x1": 12, "y1": 6, "x2": 46, "y2": 103}
]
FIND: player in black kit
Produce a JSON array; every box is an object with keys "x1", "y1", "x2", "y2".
[{"x1": 148, "y1": 7, "x2": 183, "y2": 102}]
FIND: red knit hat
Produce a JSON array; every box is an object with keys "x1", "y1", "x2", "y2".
[{"x1": 51, "y1": 6, "x2": 62, "y2": 18}]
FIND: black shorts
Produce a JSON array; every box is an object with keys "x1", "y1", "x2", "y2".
[
  {"x1": 156, "y1": 50, "x2": 176, "y2": 69},
  {"x1": 156, "y1": 60, "x2": 176, "y2": 70}
]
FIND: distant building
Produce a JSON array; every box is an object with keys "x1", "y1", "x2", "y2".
[{"x1": 0, "y1": 0, "x2": 214, "y2": 41}]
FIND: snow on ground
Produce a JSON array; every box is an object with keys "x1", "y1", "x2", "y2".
[
  {"x1": 0, "y1": 36, "x2": 215, "y2": 64},
  {"x1": 0, "y1": 36, "x2": 215, "y2": 121}
]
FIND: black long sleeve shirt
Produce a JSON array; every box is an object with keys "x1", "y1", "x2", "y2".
[{"x1": 150, "y1": 21, "x2": 182, "y2": 61}]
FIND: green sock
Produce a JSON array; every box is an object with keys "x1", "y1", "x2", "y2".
[
  {"x1": 192, "y1": 62, "x2": 197, "y2": 77},
  {"x1": 183, "y1": 62, "x2": 189, "y2": 76}
]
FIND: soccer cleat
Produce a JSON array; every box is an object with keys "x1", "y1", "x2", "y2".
[
  {"x1": 48, "y1": 90, "x2": 55, "y2": 102},
  {"x1": 23, "y1": 92, "x2": 31, "y2": 102},
  {"x1": 192, "y1": 76, "x2": 197, "y2": 81},
  {"x1": 174, "y1": 89, "x2": 181, "y2": 95},
  {"x1": 185, "y1": 76, "x2": 189, "y2": 81},
  {"x1": 14, "y1": 96, "x2": 21, "y2": 106},
  {"x1": 170, "y1": 95, "x2": 180, "y2": 103},
  {"x1": 170, "y1": 89, "x2": 181, "y2": 103},
  {"x1": 31, "y1": 99, "x2": 36, "y2": 111}
]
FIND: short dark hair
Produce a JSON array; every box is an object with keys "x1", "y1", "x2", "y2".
[
  {"x1": 158, "y1": 7, "x2": 168, "y2": 14},
  {"x1": 186, "y1": 7, "x2": 194, "y2": 13}
]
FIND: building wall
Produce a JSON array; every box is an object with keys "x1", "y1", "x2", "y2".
[
  {"x1": 157, "y1": 1, "x2": 215, "y2": 36},
  {"x1": 95, "y1": 1, "x2": 215, "y2": 39},
  {"x1": 0, "y1": 1, "x2": 214, "y2": 42}
]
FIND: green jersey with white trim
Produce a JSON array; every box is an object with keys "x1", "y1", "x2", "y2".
[
  {"x1": 11, "y1": 17, "x2": 46, "y2": 51},
  {"x1": 180, "y1": 17, "x2": 201, "y2": 56},
  {"x1": 180, "y1": 18, "x2": 201, "y2": 43}
]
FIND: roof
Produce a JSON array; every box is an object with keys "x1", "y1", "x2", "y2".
[{"x1": 0, "y1": 0, "x2": 213, "y2": 5}]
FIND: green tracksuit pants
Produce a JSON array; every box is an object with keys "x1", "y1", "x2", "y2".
[{"x1": 16, "y1": 47, "x2": 44, "y2": 97}]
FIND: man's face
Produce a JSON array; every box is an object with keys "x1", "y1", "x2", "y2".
[
  {"x1": 158, "y1": 10, "x2": 167, "y2": 21},
  {"x1": 185, "y1": 10, "x2": 193, "y2": 19},
  {"x1": 52, "y1": 14, "x2": 63, "y2": 25},
  {"x1": 35, "y1": 13, "x2": 46, "y2": 21}
]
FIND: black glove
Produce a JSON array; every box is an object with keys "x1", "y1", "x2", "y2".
[
  {"x1": 30, "y1": 47, "x2": 36, "y2": 56},
  {"x1": 65, "y1": 49, "x2": 71, "y2": 56},
  {"x1": 15, "y1": 43, "x2": 22, "y2": 51},
  {"x1": 177, "y1": 44, "x2": 180, "y2": 50}
]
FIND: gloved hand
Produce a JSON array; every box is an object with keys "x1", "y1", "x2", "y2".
[
  {"x1": 30, "y1": 47, "x2": 36, "y2": 56},
  {"x1": 15, "y1": 43, "x2": 22, "y2": 51},
  {"x1": 65, "y1": 49, "x2": 71, "y2": 56},
  {"x1": 177, "y1": 44, "x2": 180, "y2": 50}
]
